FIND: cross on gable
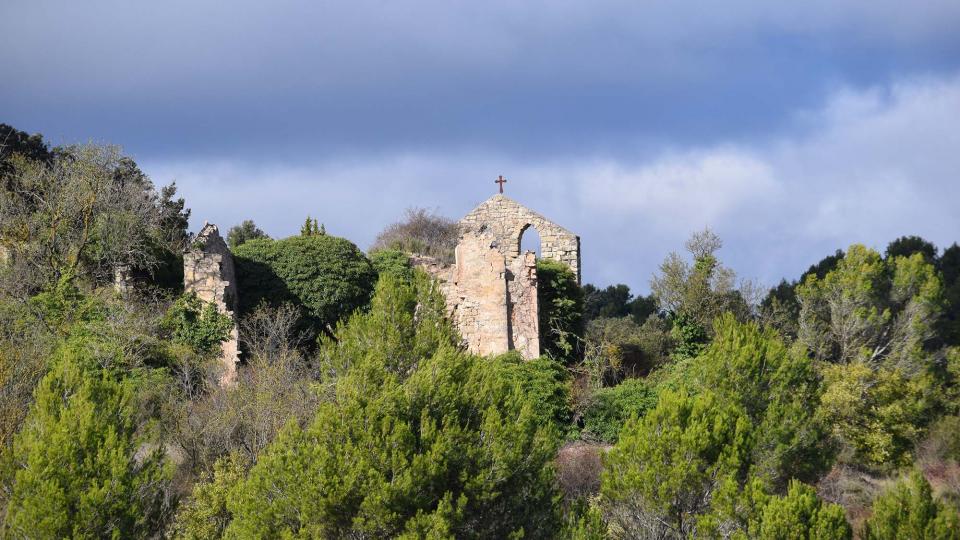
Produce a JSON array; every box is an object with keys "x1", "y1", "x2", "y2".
[{"x1": 495, "y1": 175, "x2": 507, "y2": 193}]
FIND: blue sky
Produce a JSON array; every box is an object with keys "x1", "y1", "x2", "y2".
[{"x1": 3, "y1": 0, "x2": 959, "y2": 292}]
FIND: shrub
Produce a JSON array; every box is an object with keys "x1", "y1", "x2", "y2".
[
  {"x1": 862, "y1": 470, "x2": 960, "y2": 539},
  {"x1": 538, "y1": 259, "x2": 585, "y2": 364},
  {"x1": 370, "y1": 207, "x2": 458, "y2": 263},
  {"x1": 369, "y1": 248, "x2": 414, "y2": 282},
  {"x1": 751, "y1": 480, "x2": 851, "y2": 539},
  {"x1": 491, "y1": 352, "x2": 573, "y2": 435},
  {"x1": 1, "y1": 343, "x2": 170, "y2": 538},
  {"x1": 225, "y1": 350, "x2": 561, "y2": 537},
  {"x1": 161, "y1": 293, "x2": 233, "y2": 356},
  {"x1": 580, "y1": 378, "x2": 657, "y2": 443},
  {"x1": 233, "y1": 235, "x2": 377, "y2": 334}
]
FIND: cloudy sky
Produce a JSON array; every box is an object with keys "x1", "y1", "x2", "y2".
[{"x1": 3, "y1": 0, "x2": 959, "y2": 292}]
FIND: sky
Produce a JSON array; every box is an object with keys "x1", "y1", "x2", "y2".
[{"x1": 3, "y1": 0, "x2": 959, "y2": 293}]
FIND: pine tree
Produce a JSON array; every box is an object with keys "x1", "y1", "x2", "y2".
[{"x1": 1, "y1": 346, "x2": 170, "y2": 538}]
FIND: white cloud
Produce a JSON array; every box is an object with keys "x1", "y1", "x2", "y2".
[{"x1": 143, "y1": 72, "x2": 960, "y2": 291}]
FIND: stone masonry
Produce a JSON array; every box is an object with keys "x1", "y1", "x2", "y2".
[
  {"x1": 183, "y1": 223, "x2": 241, "y2": 386},
  {"x1": 416, "y1": 194, "x2": 579, "y2": 360},
  {"x1": 460, "y1": 194, "x2": 581, "y2": 284}
]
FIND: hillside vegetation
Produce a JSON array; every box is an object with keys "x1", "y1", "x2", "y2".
[{"x1": 1, "y1": 124, "x2": 958, "y2": 538}]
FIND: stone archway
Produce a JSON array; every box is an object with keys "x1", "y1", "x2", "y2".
[{"x1": 460, "y1": 194, "x2": 581, "y2": 283}]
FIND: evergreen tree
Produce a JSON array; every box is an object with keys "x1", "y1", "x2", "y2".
[
  {"x1": 1, "y1": 344, "x2": 170, "y2": 538},
  {"x1": 862, "y1": 470, "x2": 960, "y2": 540}
]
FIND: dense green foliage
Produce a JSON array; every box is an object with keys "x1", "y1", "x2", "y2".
[
  {"x1": 582, "y1": 283, "x2": 657, "y2": 324},
  {"x1": 369, "y1": 248, "x2": 415, "y2": 281},
  {"x1": 0, "y1": 296, "x2": 173, "y2": 538},
  {"x1": 201, "y1": 273, "x2": 564, "y2": 538},
  {"x1": 233, "y1": 234, "x2": 377, "y2": 334},
  {"x1": 862, "y1": 471, "x2": 960, "y2": 539},
  {"x1": 4, "y1": 125, "x2": 960, "y2": 538},
  {"x1": 225, "y1": 219, "x2": 269, "y2": 249},
  {"x1": 1, "y1": 140, "x2": 189, "y2": 293},
  {"x1": 596, "y1": 316, "x2": 830, "y2": 537},
  {"x1": 580, "y1": 378, "x2": 657, "y2": 443},
  {"x1": 161, "y1": 293, "x2": 233, "y2": 355},
  {"x1": 749, "y1": 480, "x2": 851, "y2": 539},
  {"x1": 538, "y1": 258, "x2": 585, "y2": 363}
]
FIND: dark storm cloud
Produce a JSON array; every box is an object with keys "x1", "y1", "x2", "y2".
[
  {"x1": 3, "y1": 0, "x2": 960, "y2": 291},
  {"x1": 4, "y1": 0, "x2": 959, "y2": 158}
]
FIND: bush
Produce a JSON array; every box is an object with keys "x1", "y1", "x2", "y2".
[
  {"x1": 233, "y1": 235, "x2": 377, "y2": 334},
  {"x1": 161, "y1": 293, "x2": 233, "y2": 356},
  {"x1": 751, "y1": 480, "x2": 851, "y2": 539},
  {"x1": 369, "y1": 248, "x2": 414, "y2": 282},
  {"x1": 491, "y1": 352, "x2": 573, "y2": 436},
  {"x1": 1, "y1": 342, "x2": 170, "y2": 538},
  {"x1": 862, "y1": 470, "x2": 960, "y2": 539},
  {"x1": 225, "y1": 346, "x2": 562, "y2": 538},
  {"x1": 538, "y1": 259, "x2": 585, "y2": 364},
  {"x1": 370, "y1": 207, "x2": 458, "y2": 263},
  {"x1": 580, "y1": 378, "x2": 657, "y2": 443}
]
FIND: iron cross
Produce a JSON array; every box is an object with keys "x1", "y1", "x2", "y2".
[{"x1": 495, "y1": 175, "x2": 507, "y2": 193}]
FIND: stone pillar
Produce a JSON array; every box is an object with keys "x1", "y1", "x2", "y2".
[
  {"x1": 183, "y1": 223, "x2": 241, "y2": 386},
  {"x1": 451, "y1": 233, "x2": 511, "y2": 357},
  {"x1": 507, "y1": 250, "x2": 540, "y2": 359}
]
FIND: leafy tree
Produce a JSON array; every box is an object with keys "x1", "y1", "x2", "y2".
[
  {"x1": 225, "y1": 219, "x2": 269, "y2": 249},
  {"x1": 597, "y1": 317, "x2": 830, "y2": 537},
  {"x1": 1, "y1": 342, "x2": 170, "y2": 538},
  {"x1": 1, "y1": 143, "x2": 188, "y2": 292},
  {"x1": 538, "y1": 258, "x2": 585, "y2": 364},
  {"x1": 760, "y1": 249, "x2": 845, "y2": 339},
  {"x1": 583, "y1": 284, "x2": 632, "y2": 321},
  {"x1": 692, "y1": 315, "x2": 831, "y2": 487},
  {"x1": 798, "y1": 245, "x2": 942, "y2": 368},
  {"x1": 601, "y1": 388, "x2": 752, "y2": 538},
  {"x1": 819, "y1": 362, "x2": 932, "y2": 468},
  {"x1": 941, "y1": 243, "x2": 960, "y2": 346},
  {"x1": 370, "y1": 207, "x2": 458, "y2": 264},
  {"x1": 160, "y1": 293, "x2": 233, "y2": 356},
  {"x1": 222, "y1": 274, "x2": 562, "y2": 538},
  {"x1": 233, "y1": 234, "x2": 377, "y2": 335},
  {"x1": 651, "y1": 229, "x2": 750, "y2": 346},
  {"x1": 0, "y1": 123, "x2": 52, "y2": 178},
  {"x1": 862, "y1": 470, "x2": 960, "y2": 539}
]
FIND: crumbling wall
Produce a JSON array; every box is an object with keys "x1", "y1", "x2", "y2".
[
  {"x1": 507, "y1": 251, "x2": 540, "y2": 359},
  {"x1": 412, "y1": 194, "x2": 579, "y2": 360},
  {"x1": 460, "y1": 194, "x2": 581, "y2": 284},
  {"x1": 412, "y1": 224, "x2": 541, "y2": 360},
  {"x1": 183, "y1": 223, "x2": 240, "y2": 386}
]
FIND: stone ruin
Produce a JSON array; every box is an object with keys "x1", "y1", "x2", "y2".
[
  {"x1": 183, "y1": 223, "x2": 241, "y2": 386},
  {"x1": 182, "y1": 194, "x2": 580, "y2": 387},
  {"x1": 416, "y1": 194, "x2": 581, "y2": 359}
]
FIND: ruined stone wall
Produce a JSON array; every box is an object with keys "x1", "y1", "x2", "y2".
[
  {"x1": 460, "y1": 194, "x2": 581, "y2": 283},
  {"x1": 507, "y1": 251, "x2": 540, "y2": 359},
  {"x1": 412, "y1": 232, "x2": 541, "y2": 359},
  {"x1": 183, "y1": 223, "x2": 240, "y2": 386}
]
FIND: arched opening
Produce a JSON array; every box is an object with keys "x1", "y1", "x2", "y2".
[{"x1": 519, "y1": 224, "x2": 541, "y2": 258}]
